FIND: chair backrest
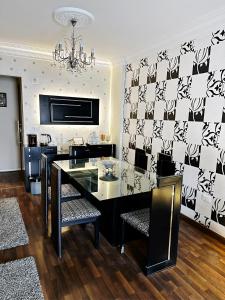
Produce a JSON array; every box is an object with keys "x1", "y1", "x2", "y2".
[
  {"x1": 135, "y1": 148, "x2": 148, "y2": 171},
  {"x1": 148, "y1": 175, "x2": 182, "y2": 271},
  {"x1": 40, "y1": 154, "x2": 48, "y2": 201},
  {"x1": 51, "y1": 162, "x2": 62, "y2": 255}
]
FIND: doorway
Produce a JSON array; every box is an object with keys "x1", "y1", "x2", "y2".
[{"x1": 0, "y1": 76, "x2": 23, "y2": 172}]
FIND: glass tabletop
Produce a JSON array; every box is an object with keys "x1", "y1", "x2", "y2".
[{"x1": 54, "y1": 157, "x2": 157, "y2": 201}]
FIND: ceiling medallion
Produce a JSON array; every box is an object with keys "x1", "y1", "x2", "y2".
[{"x1": 53, "y1": 7, "x2": 95, "y2": 73}]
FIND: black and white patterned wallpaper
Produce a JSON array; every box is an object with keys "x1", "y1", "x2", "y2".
[{"x1": 122, "y1": 28, "x2": 225, "y2": 237}]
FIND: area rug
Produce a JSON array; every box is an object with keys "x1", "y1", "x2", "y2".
[
  {"x1": 0, "y1": 197, "x2": 29, "y2": 250},
  {"x1": 0, "y1": 256, "x2": 44, "y2": 300}
]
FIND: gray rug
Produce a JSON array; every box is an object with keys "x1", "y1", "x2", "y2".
[
  {"x1": 0, "y1": 256, "x2": 44, "y2": 300},
  {"x1": 0, "y1": 197, "x2": 29, "y2": 250}
]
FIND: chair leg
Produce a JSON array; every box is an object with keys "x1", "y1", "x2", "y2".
[
  {"x1": 56, "y1": 226, "x2": 62, "y2": 258},
  {"x1": 94, "y1": 218, "x2": 100, "y2": 249},
  {"x1": 80, "y1": 223, "x2": 86, "y2": 229},
  {"x1": 120, "y1": 219, "x2": 125, "y2": 254},
  {"x1": 45, "y1": 199, "x2": 49, "y2": 235}
]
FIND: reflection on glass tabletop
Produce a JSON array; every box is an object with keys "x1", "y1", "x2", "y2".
[{"x1": 54, "y1": 157, "x2": 157, "y2": 201}]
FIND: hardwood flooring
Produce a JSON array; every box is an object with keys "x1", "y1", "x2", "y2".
[{"x1": 1, "y1": 171, "x2": 225, "y2": 299}]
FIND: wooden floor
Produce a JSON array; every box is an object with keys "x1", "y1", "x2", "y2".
[{"x1": 1, "y1": 172, "x2": 225, "y2": 300}]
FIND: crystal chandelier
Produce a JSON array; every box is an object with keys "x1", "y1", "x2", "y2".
[{"x1": 53, "y1": 9, "x2": 95, "y2": 73}]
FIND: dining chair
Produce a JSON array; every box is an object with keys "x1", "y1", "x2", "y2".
[
  {"x1": 41, "y1": 154, "x2": 81, "y2": 234},
  {"x1": 51, "y1": 162, "x2": 101, "y2": 258},
  {"x1": 120, "y1": 175, "x2": 182, "y2": 275}
]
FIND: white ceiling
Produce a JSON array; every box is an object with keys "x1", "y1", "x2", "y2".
[{"x1": 1, "y1": 0, "x2": 225, "y2": 63}]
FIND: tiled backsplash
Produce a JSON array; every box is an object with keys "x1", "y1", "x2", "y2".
[{"x1": 122, "y1": 28, "x2": 225, "y2": 238}]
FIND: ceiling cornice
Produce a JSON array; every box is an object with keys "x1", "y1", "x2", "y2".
[{"x1": 0, "y1": 42, "x2": 111, "y2": 66}]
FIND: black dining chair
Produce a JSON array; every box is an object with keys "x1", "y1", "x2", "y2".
[
  {"x1": 41, "y1": 154, "x2": 81, "y2": 234},
  {"x1": 120, "y1": 175, "x2": 182, "y2": 275},
  {"x1": 51, "y1": 162, "x2": 101, "y2": 258}
]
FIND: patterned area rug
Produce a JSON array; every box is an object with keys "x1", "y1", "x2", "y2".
[
  {"x1": 0, "y1": 197, "x2": 29, "y2": 250},
  {"x1": 0, "y1": 256, "x2": 44, "y2": 300}
]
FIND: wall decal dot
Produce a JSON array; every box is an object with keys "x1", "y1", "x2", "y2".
[
  {"x1": 83, "y1": 83, "x2": 86, "y2": 86},
  {"x1": 24, "y1": 69, "x2": 27, "y2": 72},
  {"x1": 42, "y1": 88, "x2": 46, "y2": 90},
  {"x1": 10, "y1": 67, "x2": 13, "y2": 71},
  {"x1": 41, "y1": 71, "x2": 45, "y2": 74},
  {"x1": 32, "y1": 61, "x2": 36, "y2": 64},
  {"x1": 0, "y1": 57, "x2": 2, "y2": 60},
  {"x1": 67, "y1": 82, "x2": 70, "y2": 85},
  {"x1": 89, "y1": 77, "x2": 93, "y2": 79},
  {"x1": 13, "y1": 59, "x2": 16, "y2": 62},
  {"x1": 51, "y1": 80, "x2": 53, "y2": 83},
  {"x1": 59, "y1": 73, "x2": 62, "y2": 76},
  {"x1": 104, "y1": 93, "x2": 106, "y2": 95},
  {"x1": 97, "y1": 70, "x2": 100, "y2": 73},
  {"x1": 24, "y1": 85, "x2": 27, "y2": 89}
]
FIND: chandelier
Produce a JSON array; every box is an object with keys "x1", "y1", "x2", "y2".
[{"x1": 53, "y1": 7, "x2": 95, "y2": 73}]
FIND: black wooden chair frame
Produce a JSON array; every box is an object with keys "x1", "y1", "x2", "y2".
[
  {"x1": 120, "y1": 175, "x2": 182, "y2": 275},
  {"x1": 51, "y1": 163, "x2": 100, "y2": 258},
  {"x1": 41, "y1": 153, "x2": 81, "y2": 234}
]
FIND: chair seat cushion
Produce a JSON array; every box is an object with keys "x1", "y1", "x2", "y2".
[
  {"x1": 121, "y1": 208, "x2": 150, "y2": 237},
  {"x1": 48, "y1": 184, "x2": 81, "y2": 200},
  {"x1": 62, "y1": 198, "x2": 101, "y2": 223}
]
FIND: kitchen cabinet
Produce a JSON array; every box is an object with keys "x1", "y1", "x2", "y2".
[
  {"x1": 86, "y1": 144, "x2": 116, "y2": 158},
  {"x1": 24, "y1": 146, "x2": 57, "y2": 192}
]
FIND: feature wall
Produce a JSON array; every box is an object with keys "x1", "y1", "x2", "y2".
[
  {"x1": 122, "y1": 28, "x2": 225, "y2": 237},
  {"x1": 0, "y1": 52, "x2": 111, "y2": 146}
]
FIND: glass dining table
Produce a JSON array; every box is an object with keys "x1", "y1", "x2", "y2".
[{"x1": 53, "y1": 157, "x2": 157, "y2": 245}]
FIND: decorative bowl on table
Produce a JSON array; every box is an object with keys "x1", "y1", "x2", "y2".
[{"x1": 100, "y1": 160, "x2": 118, "y2": 181}]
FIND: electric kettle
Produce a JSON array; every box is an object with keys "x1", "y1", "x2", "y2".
[{"x1": 40, "y1": 134, "x2": 52, "y2": 146}]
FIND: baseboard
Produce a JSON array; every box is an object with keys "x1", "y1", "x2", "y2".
[
  {"x1": 181, "y1": 214, "x2": 225, "y2": 244},
  {"x1": 0, "y1": 168, "x2": 21, "y2": 172}
]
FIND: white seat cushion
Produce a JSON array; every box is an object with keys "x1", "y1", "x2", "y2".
[
  {"x1": 48, "y1": 184, "x2": 81, "y2": 200},
  {"x1": 62, "y1": 198, "x2": 101, "y2": 223},
  {"x1": 121, "y1": 208, "x2": 150, "y2": 237}
]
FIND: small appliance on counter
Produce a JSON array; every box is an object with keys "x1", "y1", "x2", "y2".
[
  {"x1": 27, "y1": 134, "x2": 37, "y2": 147},
  {"x1": 40, "y1": 134, "x2": 52, "y2": 146}
]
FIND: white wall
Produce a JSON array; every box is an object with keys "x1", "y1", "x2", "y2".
[
  {"x1": 0, "y1": 53, "x2": 112, "y2": 148},
  {"x1": 0, "y1": 76, "x2": 20, "y2": 171}
]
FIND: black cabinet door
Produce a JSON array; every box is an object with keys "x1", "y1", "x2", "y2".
[
  {"x1": 41, "y1": 146, "x2": 57, "y2": 154},
  {"x1": 87, "y1": 144, "x2": 114, "y2": 158}
]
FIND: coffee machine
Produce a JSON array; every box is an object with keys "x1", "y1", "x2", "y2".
[{"x1": 27, "y1": 134, "x2": 37, "y2": 147}]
